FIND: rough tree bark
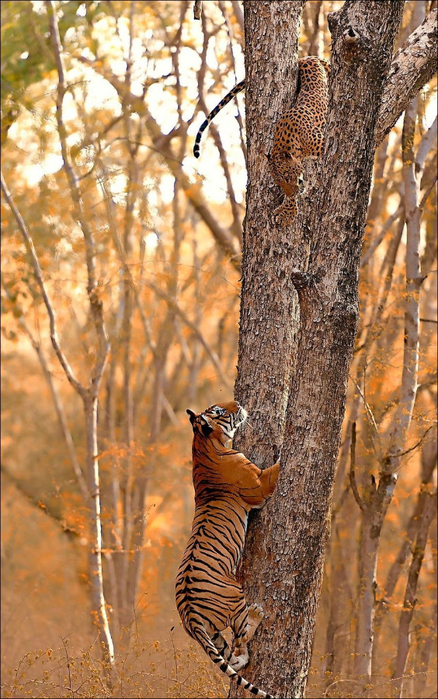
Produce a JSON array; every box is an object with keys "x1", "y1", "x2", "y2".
[
  {"x1": 375, "y1": 5, "x2": 437, "y2": 145},
  {"x1": 232, "y1": 2, "x2": 405, "y2": 697}
]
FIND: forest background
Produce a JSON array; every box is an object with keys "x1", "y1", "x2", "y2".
[{"x1": 1, "y1": 1, "x2": 436, "y2": 698}]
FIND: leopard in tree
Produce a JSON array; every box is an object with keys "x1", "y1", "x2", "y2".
[
  {"x1": 193, "y1": 56, "x2": 330, "y2": 225},
  {"x1": 268, "y1": 56, "x2": 330, "y2": 225}
]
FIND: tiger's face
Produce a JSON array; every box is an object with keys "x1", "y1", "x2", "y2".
[{"x1": 186, "y1": 401, "x2": 247, "y2": 445}]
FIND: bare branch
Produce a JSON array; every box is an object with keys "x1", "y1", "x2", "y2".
[
  {"x1": 349, "y1": 422, "x2": 366, "y2": 513},
  {"x1": 376, "y1": 7, "x2": 437, "y2": 145},
  {"x1": 349, "y1": 375, "x2": 382, "y2": 461},
  {"x1": 372, "y1": 438, "x2": 437, "y2": 664},
  {"x1": 415, "y1": 116, "x2": 437, "y2": 174},
  {"x1": 361, "y1": 203, "x2": 403, "y2": 268},
  {"x1": 231, "y1": 0, "x2": 244, "y2": 32},
  {"x1": 193, "y1": 0, "x2": 202, "y2": 20},
  {"x1": 1, "y1": 172, "x2": 83, "y2": 396},
  {"x1": 97, "y1": 169, "x2": 158, "y2": 358},
  {"x1": 3, "y1": 282, "x2": 91, "y2": 503},
  {"x1": 419, "y1": 172, "x2": 438, "y2": 209},
  {"x1": 1, "y1": 463, "x2": 81, "y2": 538},
  {"x1": 146, "y1": 280, "x2": 233, "y2": 390},
  {"x1": 46, "y1": 1, "x2": 109, "y2": 393},
  {"x1": 392, "y1": 490, "x2": 438, "y2": 696},
  {"x1": 331, "y1": 483, "x2": 350, "y2": 522},
  {"x1": 387, "y1": 424, "x2": 437, "y2": 462},
  {"x1": 384, "y1": 97, "x2": 422, "y2": 474},
  {"x1": 74, "y1": 57, "x2": 242, "y2": 269},
  {"x1": 308, "y1": 0, "x2": 324, "y2": 56}
]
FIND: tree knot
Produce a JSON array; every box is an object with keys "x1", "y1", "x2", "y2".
[
  {"x1": 290, "y1": 269, "x2": 321, "y2": 293},
  {"x1": 344, "y1": 27, "x2": 360, "y2": 45}
]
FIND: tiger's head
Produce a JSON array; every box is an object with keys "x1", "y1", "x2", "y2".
[{"x1": 186, "y1": 401, "x2": 247, "y2": 446}]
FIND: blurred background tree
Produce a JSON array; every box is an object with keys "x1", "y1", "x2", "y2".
[{"x1": 1, "y1": 1, "x2": 436, "y2": 698}]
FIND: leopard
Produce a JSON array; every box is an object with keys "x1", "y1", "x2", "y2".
[
  {"x1": 193, "y1": 56, "x2": 330, "y2": 225},
  {"x1": 267, "y1": 56, "x2": 330, "y2": 225}
]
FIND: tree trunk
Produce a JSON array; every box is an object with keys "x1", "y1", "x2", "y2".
[
  {"x1": 232, "y1": 2, "x2": 404, "y2": 697},
  {"x1": 372, "y1": 439, "x2": 437, "y2": 673},
  {"x1": 234, "y1": 0, "x2": 305, "y2": 467},
  {"x1": 412, "y1": 517, "x2": 437, "y2": 699},
  {"x1": 83, "y1": 394, "x2": 115, "y2": 665},
  {"x1": 392, "y1": 491, "x2": 437, "y2": 698},
  {"x1": 355, "y1": 44, "x2": 428, "y2": 683}
]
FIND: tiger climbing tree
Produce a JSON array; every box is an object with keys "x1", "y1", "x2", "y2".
[{"x1": 231, "y1": 1, "x2": 436, "y2": 698}]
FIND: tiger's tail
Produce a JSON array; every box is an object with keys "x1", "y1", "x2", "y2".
[
  {"x1": 193, "y1": 79, "x2": 245, "y2": 158},
  {"x1": 191, "y1": 622, "x2": 276, "y2": 699}
]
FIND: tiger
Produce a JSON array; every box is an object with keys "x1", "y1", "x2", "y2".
[{"x1": 175, "y1": 400, "x2": 279, "y2": 699}]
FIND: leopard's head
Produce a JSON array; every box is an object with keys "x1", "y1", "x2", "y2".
[{"x1": 268, "y1": 150, "x2": 303, "y2": 197}]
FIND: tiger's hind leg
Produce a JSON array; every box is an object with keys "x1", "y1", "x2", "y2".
[
  {"x1": 229, "y1": 602, "x2": 264, "y2": 671},
  {"x1": 211, "y1": 631, "x2": 233, "y2": 662}
]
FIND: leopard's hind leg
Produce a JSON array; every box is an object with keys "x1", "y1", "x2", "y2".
[
  {"x1": 274, "y1": 195, "x2": 298, "y2": 227},
  {"x1": 301, "y1": 125, "x2": 324, "y2": 158}
]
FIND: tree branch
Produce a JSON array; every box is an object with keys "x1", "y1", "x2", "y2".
[
  {"x1": 47, "y1": 1, "x2": 109, "y2": 394},
  {"x1": 392, "y1": 490, "x2": 437, "y2": 697},
  {"x1": 2, "y1": 282, "x2": 91, "y2": 504},
  {"x1": 376, "y1": 7, "x2": 437, "y2": 146},
  {"x1": 193, "y1": 0, "x2": 202, "y2": 20},
  {"x1": 146, "y1": 279, "x2": 233, "y2": 391},
  {"x1": 384, "y1": 97, "x2": 422, "y2": 475},
  {"x1": 348, "y1": 422, "x2": 366, "y2": 513},
  {"x1": 231, "y1": 0, "x2": 244, "y2": 32},
  {"x1": 1, "y1": 463, "x2": 81, "y2": 538},
  {"x1": 1, "y1": 172, "x2": 83, "y2": 396},
  {"x1": 415, "y1": 116, "x2": 437, "y2": 174},
  {"x1": 387, "y1": 424, "x2": 436, "y2": 461},
  {"x1": 75, "y1": 56, "x2": 242, "y2": 269}
]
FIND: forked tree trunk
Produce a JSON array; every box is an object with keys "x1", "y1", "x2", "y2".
[{"x1": 232, "y1": 2, "x2": 404, "y2": 697}]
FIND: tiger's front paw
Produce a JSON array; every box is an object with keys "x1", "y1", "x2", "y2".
[{"x1": 247, "y1": 603, "x2": 264, "y2": 640}]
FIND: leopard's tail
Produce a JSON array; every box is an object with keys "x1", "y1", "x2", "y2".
[
  {"x1": 191, "y1": 622, "x2": 276, "y2": 699},
  {"x1": 193, "y1": 79, "x2": 245, "y2": 158}
]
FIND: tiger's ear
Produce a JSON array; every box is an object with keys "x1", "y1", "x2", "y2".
[
  {"x1": 186, "y1": 409, "x2": 196, "y2": 425},
  {"x1": 200, "y1": 415, "x2": 213, "y2": 437}
]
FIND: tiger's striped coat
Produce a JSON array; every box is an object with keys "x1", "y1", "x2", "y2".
[{"x1": 175, "y1": 401, "x2": 279, "y2": 698}]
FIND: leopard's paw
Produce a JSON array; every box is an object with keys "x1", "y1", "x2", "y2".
[{"x1": 274, "y1": 195, "x2": 298, "y2": 226}]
